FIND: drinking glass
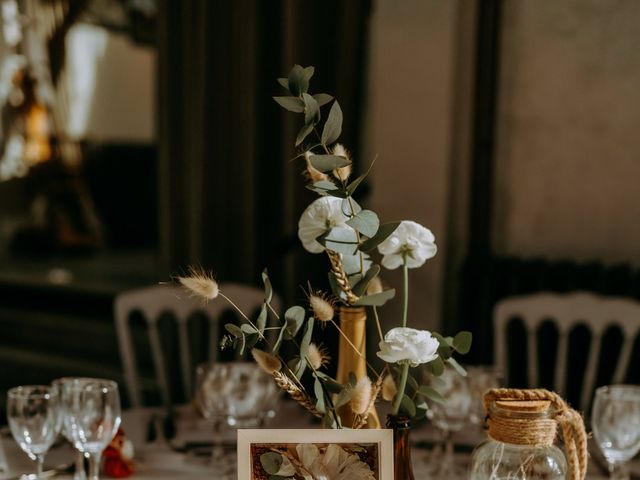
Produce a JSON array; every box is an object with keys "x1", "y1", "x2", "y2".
[
  {"x1": 195, "y1": 363, "x2": 234, "y2": 475},
  {"x1": 196, "y1": 362, "x2": 279, "y2": 476},
  {"x1": 424, "y1": 365, "x2": 472, "y2": 478},
  {"x1": 61, "y1": 379, "x2": 121, "y2": 480},
  {"x1": 52, "y1": 378, "x2": 87, "y2": 480},
  {"x1": 592, "y1": 385, "x2": 640, "y2": 480},
  {"x1": 7, "y1": 385, "x2": 61, "y2": 479},
  {"x1": 466, "y1": 365, "x2": 503, "y2": 427}
]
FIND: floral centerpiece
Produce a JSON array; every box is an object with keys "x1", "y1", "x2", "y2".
[{"x1": 177, "y1": 65, "x2": 471, "y2": 478}]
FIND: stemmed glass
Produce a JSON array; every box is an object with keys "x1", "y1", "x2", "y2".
[
  {"x1": 466, "y1": 365, "x2": 503, "y2": 428},
  {"x1": 195, "y1": 362, "x2": 279, "y2": 476},
  {"x1": 61, "y1": 379, "x2": 121, "y2": 480},
  {"x1": 6, "y1": 385, "x2": 61, "y2": 479},
  {"x1": 52, "y1": 378, "x2": 87, "y2": 480},
  {"x1": 195, "y1": 363, "x2": 234, "y2": 476},
  {"x1": 592, "y1": 385, "x2": 640, "y2": 480},
  {"x1": 424, "y1": 365, "x2": 472, "y2": 478}
]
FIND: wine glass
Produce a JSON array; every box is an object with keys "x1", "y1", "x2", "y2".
[
  {"x1": 423, "y1": 365, "x2": 472, "y2": 478},
  {"x1": 61, "y1": 379, "x2": 121, "y2": 480},
  {"x1": 6, "y1": 385, "x2": 61, "y2": 479},
  {"x1": 466, "y1": 365, "x2": 503, "y2": 428},
  {"x1": 52, "y1": 378, "x2": 87, "y2": 480},
  {"x1": 592, "y1": 385, "x2": 640, "y2": 480},
  {"x1": 195, "y1": 363, "x2": 234, "y2": 475},
  {"x1": 196, "y1": 362, "x2": 279, "y2": 476}
]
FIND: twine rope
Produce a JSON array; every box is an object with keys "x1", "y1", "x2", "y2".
[{"x1": 483, "y1": 388, "x2": 588, "y2": 480}]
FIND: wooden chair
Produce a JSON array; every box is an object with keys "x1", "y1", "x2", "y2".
[
  {"x1": 114, "y1": 283, "x2": 279, "y2": 408},
  {"x1": 494, "y1": 292, "x2": 640, "y2": 411}
]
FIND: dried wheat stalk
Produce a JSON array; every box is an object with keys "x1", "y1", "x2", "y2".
[
  {"x1": 326, "y1": 250, "x2": 359, "y2": 304},
  {"x1": 273, "y1": 371, "x2": 323, "y2": 419}
]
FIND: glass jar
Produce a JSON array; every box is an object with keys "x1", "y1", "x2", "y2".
[{"x1": 470, "y1": 399, "x2": 568, "y2": 480}]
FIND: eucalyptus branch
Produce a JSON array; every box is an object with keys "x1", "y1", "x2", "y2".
[{"x1": 218, "y1": 292, "x2": 308, "y2": 394}]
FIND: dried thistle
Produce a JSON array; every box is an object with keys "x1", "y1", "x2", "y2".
[
  {"x1": 273, "y1": 371, "x2": 323, "y2": 419},
  {"x1": 350, "y1": 377, "x2": 373, "y2": 415},
  {"x1": 382, "y1": 374, "x2": 397, "y2": 401},
  {"x1": 304, "y1": 150, "x2": 328, "y2": 183},
  {"x1": 326, "y1": 251, "x2": 359, "y2": 304},
  {"x1": 177, "y1": 266, "x2": 219, "y2": 301},
  {"x1": 251, "y1": 348, "x2": 282, "y2": 375},
  {"x1": 307, "y1": 343, "x2": 330, "y2": 370},
  {"x1": 332, "y1": 143, "x2": 352, "y2": 181},
  {"x1": 352, "y1": 375, "x2": 383, "y2": 429},
  {"x1": 307, "y1": 288, "x2": 336, "y2": 322}
]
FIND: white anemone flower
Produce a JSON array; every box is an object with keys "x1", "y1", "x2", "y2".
[
  {"x1": 377, "y1": 220, "x2": 437, "y2": 269},
  {"x1": 377, "y1": 327, "x2": 439, "y2": 367},
  {"x1": 298, "y1": 196, "x2": 354, "y2": 253}
]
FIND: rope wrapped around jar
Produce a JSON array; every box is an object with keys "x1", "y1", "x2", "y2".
[{"x1": 483, "y1": 388, "x2": 588, "y2": 480}]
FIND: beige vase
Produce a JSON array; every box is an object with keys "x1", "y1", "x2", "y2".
[{"x1": 334, "y1": 306, "x2": 381, "y2": 428}]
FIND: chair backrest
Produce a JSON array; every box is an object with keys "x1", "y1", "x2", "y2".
[
  {"x1": 114, "y1": 283, "x2": 279, "y2": 408},
  {"x1": 494, "y1": 291, "x2": 640, "y2": 410}
]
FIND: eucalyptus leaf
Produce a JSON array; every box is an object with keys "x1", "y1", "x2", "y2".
[
  {"x1": 287, "y1": 64, "x2": 307, "y2": 96},
  {"x1": 262, "y1": 269, "x2": 273, "y2": 304},
  {"x1": 260, "y1": 452, "x2": 284, "y2": 475},
  {"x1": 407, "y1": 372, "x2": 420, "y2": 392},
  {"x1": 302, "y1": 93, "x2": 320, "y2": 125},
  {"x1": 346, "y1": 210, "x2": 380, "y2": 238},
  {"x1": 292, "y1": 357, "x2": 307, "y2": 379},
  {"x1": 313, "y1": 93, "x2": 333, "y2": 107},
  {"x1": 447, "y1": 357, "x2": 468, "y2": 377},
  {"x1": 417, "y1": 386, "x2": 446, "y2": 404},
  {"x1": 341, "y1": 197, "x2": 361, "y2": 217},
  {"x1": 309, "y1": 154, "x2": 351, "y2": 173},
  {"x1": 300, "y1": 317, "x2": 315, "y2": 360},
  {"x1": 352, "y1": 288, "x2": 396, "y2": 306},
  {"x1": 256, "y1": 303, "x2": 268, "y2": 334},
  {"x1": 273, "y1": 96, "x2": 304, "y2": 113},
  {"x1": 400, "y1": 394, "x2": 416, "y2": 418},
  {"x1": 245, "y1": 332, "x2": 259, "y2": 349},
  {"x1": 322, "y1": 100, "x2": 343, "y2": 145},
  {"x1": 323, "y1": 228, "x2": 359, "y2": 256},
  {"x1": 302, "y1": 66, "x2": 315, "y2": 83},
  {"x1": 437, "y1": 343, "x2": 452, "y2": 359},
  {"x1": 241, "y1": 324, "x2": 257, "y2": 334},
  {"x1": 314, "y1": 378, "x2": 326, "y2": 414},
  {"x1": 427, "y1": 357, "x2": 445, "y2": 377},
  {"x1": 273, "y1": 325, "x2": 286, "y2": 354},
  {"x1": 351, "y1": 264, "x2": 381, "y2": 297},
  {"x1": 296, "y1": 123, "x2": 314, "y2": 147},
  {"x1": 346, "y1": 172, "x2": 367, "y2": 196},
  {"x1": 277, "y1": 78, "x2": 289, "y2": 90},
  {"x1": 318, "y1": 374, "x2": 344, "y2": 394},
  {"x1": 359, "y1": 222, "x2": 401, "y2": 251},
  {"x1": 284, "y1": 306, "x2": 305, "y2": 337},
  {"x1": 453, "y1": 331, "x2": 472, "y2": 354},
  {"x1": 334, "y1": 387, "x2": 353, "y2": 408},
  {"x1": 225, "y1": 323, "x2": 243, "y2": 338}
]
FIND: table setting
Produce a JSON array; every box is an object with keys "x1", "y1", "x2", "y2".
[
  {"x1": 1, "y1": 366, "x2": 639, "y2": 480},
  {"x1": 2, "y1": 64, "x2": 640, "y2": 480}
]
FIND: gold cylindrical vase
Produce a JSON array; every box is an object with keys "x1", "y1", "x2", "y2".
[{"x1": 335, "y1": 306, "x2": 381, "y2": 428}]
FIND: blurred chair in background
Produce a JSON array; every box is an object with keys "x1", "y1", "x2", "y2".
[
  {"x1": 114, "y1": 283, "x2": 279, "y2": 408},
  {"x1": 494, "y1": 292, "x2": 640, "y2": 411}
]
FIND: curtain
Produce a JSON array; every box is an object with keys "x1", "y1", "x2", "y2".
[{"x1": 157, "y1": 0, "x2": 371, "y2": 305}]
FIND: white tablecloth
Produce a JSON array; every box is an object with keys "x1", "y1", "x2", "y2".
[{"x1": 0, "y1": 401, "x2": 636, "y2": 479}]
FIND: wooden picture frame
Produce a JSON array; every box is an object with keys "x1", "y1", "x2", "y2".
[{"x1": 237, "y1": 428, "x2": 394, "y2": 479}]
